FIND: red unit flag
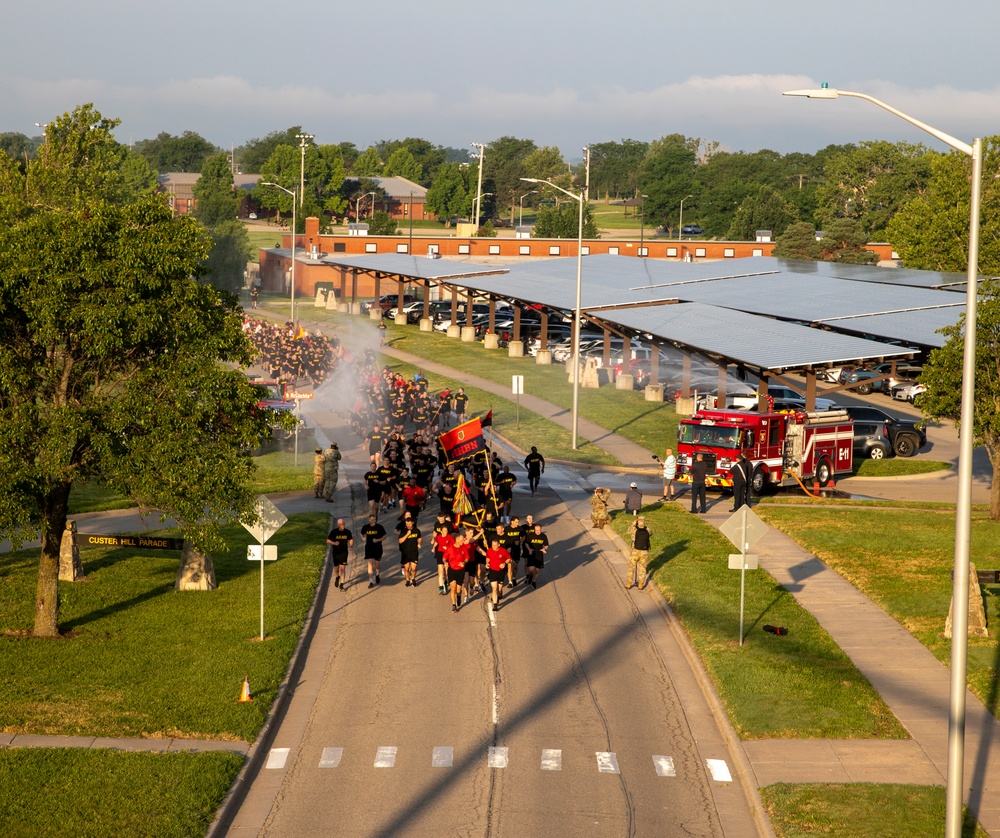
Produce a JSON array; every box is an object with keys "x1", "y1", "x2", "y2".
[{"x1": 439, "y1": 418, "x2": 486, "y2": 464}]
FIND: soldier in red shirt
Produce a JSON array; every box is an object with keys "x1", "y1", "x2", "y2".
[
  {"x1": 444, "y1": 533, "x2": 469, "y2": 613},
  {"x1": 486, "y1": 538, "x2": 511, "y2": 612}
]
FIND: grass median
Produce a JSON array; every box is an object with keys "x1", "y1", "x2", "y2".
[
  {"x1": 0, "y1": 513, "x2": 327, "y2": 740},
  {"x1": 609, "y1": 503, "x2": 905, "y2": 739},
  {"x1": 0, "y1": 749, "x2": 243, "y2": 838},
  {"x1": 761, "y1": 783, "x2": 987, "y2": 838}
]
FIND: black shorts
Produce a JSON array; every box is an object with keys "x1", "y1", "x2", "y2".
[
  {"x1": 367, "y1": 487, "x2": 381, "y2": 502},
  {"x1": 364, "y1": 547, "x2": 383, "y2": 560},
  {"x1": 331, "y1": 553, "x2": 349, "y2": 567},
  {"x1": 400, "y1": 552, "x2": 418, "y2": 566},
  {"x1": 526, "y1": 554, "x2": 544, "y2": 569},
  {"x1": 405, "y1": 505, "x2": 421, "y2": 518},
  {"x1": 447, "y1": 567, "x2": 465, "y2": 584},
  {"x1": 487, "y1": 568, "x2": 506, "y2": 583},
  {"x1": 434, "y1": 551, "x2": 445, "y2": 565}
]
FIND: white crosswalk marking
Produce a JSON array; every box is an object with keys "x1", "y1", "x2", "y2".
[
  {"x1": 432, "y1": 746, "x2": 453, "y2": 767},
  {"x1": 374, "y1": 746, "x2": 397, "y2": 768},
  {"x1": 540, "y1": 749, "x2": 562, "y2": 771},
  {"x1": 595, "y1": 752, "x2": 620, "y2": 774},
  {"x1": 318, "y1": 747, "x2": 343, "y2": 768},
  {"x1": 706, "y1": 758, "x2": 732, "y2": 782},
  {"x1": 265, "y1": 748, "x2": 289, "y2": 770},
  {"x1": 488, "y1": 746, "x2": 508, "y2": 768},
  {"x1": 652, "y1": 755, "x2": 676, "y2": 777}
]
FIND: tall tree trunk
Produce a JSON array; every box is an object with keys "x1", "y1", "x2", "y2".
[{"x1": 34, "y1": 483, "x2": 71, "y2": 638}]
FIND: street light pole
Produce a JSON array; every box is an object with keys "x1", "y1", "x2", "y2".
[
  {"x1": 784, "y1": 85, "x2": 982, "y2": 838},
  {"x1": 295, "y1": 133, "x2": 313, "y2": 207},
  {"x1": 472, "y1": 142, "x2": 486, "y2": 231},
  {"x1": 678, "y1": 194, "x2": 693, "y2": 240},
  {"x1": 639, "y1": 193, "x2": 649, "y2": 256},
  {"x1": 522, "y1": 177, "x2": 584, "y2": 449},
  {"x1": 261, "y1": 182, "x2": 298, "y2": 324},
  {"x1": 519, "y1": 190, "x2": 537, "y2": 227}
]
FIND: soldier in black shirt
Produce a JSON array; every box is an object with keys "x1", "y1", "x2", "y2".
[
  {"x1": 524, "y1": 523, "x2": 549, "y2": 589},
  {"x1": 326, "y1": 519, "x2": 354, "y2": 591},
  {"x1": 523, "y1": 446, "x2": 545, "y2": 494},
  {"x1": 398, "y1": 518, "x2": 422, "y2": 587},
  {"x1": 368, "y1": 426, "x2": 386, "y2": 467},
  {"x1": 361, "y1": 515, "x2": 387, "y2": 587},
  {"x1": 364, "y1": 457, "x2": 381, "y2": 518},
  {"x1": 496, "y1": 465, "x2": 517, "y2": 520}
]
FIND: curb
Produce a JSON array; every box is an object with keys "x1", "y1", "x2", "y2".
[
  {"x1": 205, "y1": 517, "x2": 336, "y2": 837},
  {"x1": 601, "y1": 519, "x2": 777, "y2": 838}
]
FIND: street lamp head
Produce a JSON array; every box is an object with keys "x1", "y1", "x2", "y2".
[
  {"x1": 520, "y1": 178, "x2": 541, "y2": 184},
  {"x1": 783, "y1": 87, "x2": 840, "y2": 100}
]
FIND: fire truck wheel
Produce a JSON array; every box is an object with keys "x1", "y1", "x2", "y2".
[
  {"x1": 750, "y1": 465, "x2": 769, "y2": 497},
  {"x1": 816, "y1": 459, "x2": 832, "y2": 487}
]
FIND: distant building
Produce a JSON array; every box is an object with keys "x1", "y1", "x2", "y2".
[
  {"x1": 157, "y1": 171, "x2": 261, "y2": 216},
  {"x1": 345, "y1": 176, "x2": 432, "y2": 221}
]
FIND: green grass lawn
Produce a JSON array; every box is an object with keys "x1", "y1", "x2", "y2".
[
  {"x1": 755, "y1": 505, "x2": 1000, "y2": 711},
  {"x1": 0, "y1": 749, "x2": 243, "y2": 838},
  {"x1": 609, "y1": 505, "x2": 905, "y2": 739},
  {"x1": 0, "y1": 513, "x2": 327, "y2": 741},
  {"x1": 762, "y1": 783, "x2": 987, "y2": 838}
]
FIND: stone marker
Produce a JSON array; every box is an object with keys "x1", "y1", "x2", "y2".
[
  {"x1": 175, "y1": 542, "x2": 218, "y2": 591},
  {"x1": 945, "y1": 562, "x2": 989, "y2": 638},
  {"x1": 58, "y1": 521, "x2": 82, "y2": 582}
]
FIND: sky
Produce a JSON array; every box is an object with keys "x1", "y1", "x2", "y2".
[{"x1": 4, "y1": 0, "x2": 1000, "y2": 160}]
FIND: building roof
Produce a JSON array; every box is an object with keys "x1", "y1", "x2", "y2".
[{"x1": 344, "y1": 176, "x2": 427, "y2": 201}]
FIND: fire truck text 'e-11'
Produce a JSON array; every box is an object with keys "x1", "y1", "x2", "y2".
[{"x1": 675, "y1": 408, "x2": 854, "y2": 495}]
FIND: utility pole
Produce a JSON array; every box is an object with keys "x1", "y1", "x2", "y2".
[
  {"x1": 471, "y1": 142, "x2": 486, "y2": 231},
  {"x1": 296, "y1": 133, "x2": 314, "y2": 207}
]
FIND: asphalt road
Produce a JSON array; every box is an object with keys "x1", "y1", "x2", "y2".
[{"x1": 237, "y1": 388, "x2": 733, "y2": 837}]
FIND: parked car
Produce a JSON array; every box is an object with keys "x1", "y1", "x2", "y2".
[
  {"x1": 845, "y1": 368, "x2": 886, "y2": 395},
  {"x1": 853, "y1": 419, "x2": 894, "y2": 460},
  {"x1": 681, "y1": 224, "x2": 704, "y2": 236},
  {"x1": 842, "y1": 405, "x2": 926, "y2": 457},
  {"x1": 360, "y1": 294, "x2": 418, "y2": 316},
  {"x1": 891, "y1": 382, "x2": 927, "y2": 403},
  {"x1": 767, "y1": 385, "x2": 839, "y2": 411}
]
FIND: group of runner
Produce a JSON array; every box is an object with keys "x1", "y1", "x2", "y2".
[
  {"x1": 324, "y1": 349, "x2": 550, "y2": 612},
  {"x1": 243, "y1": 317, "x2": 343, "y2": 386}
]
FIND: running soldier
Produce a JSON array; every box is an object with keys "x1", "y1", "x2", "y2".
[
  {"x1": 361, "y1": 514, "x2": 387, "y2": 588},
  {"x1": 523, "y1": 446, "x2": 545, "y2": 494},
  {"x1": 326, "y1": 519, "x2": 353, "y2": 590},
  {"x1": 523, "y1": 522, "x2": 549, "y2": 589},
  {"x1": 486, "y1": 537, "x2": 511, "y2": 612},
  {"x1": 398, "y1": 517, "x2": 422, "y2": 587}
]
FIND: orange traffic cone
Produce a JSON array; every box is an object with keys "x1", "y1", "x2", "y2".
[
  {"x1": 238, "y1": 676, "x2": 253, "y2": 703},
  {"x1": 828, "y1": 477, "x2": 836, "y2": 489},
  {"x1": 813, "y1": 480, "x2": 820, "y2": 493}
]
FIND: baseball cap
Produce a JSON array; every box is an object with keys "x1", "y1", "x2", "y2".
[{"x1": 630, "y1": 482, "x2": 637, "y2": 488}]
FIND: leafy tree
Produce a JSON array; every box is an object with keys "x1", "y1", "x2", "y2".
[
  {"x1": 0, "y1": 105, "x2": 272, "y2": 638},
  {"x1": 336, "y1": 141, "x2": 359, "y2": 171},
  {"x1": 815, "y1": 141, "x2": 935, "y2": 237},
  {"x1": 315, "y1": 144, "x2": 348, "y2": 219},
  {"x1": 194, "y1": 152, "x2": 240, "y2": 227},
  {"x1": 194, "y1": 153, "x2": 251, "y2": 293},
  {"x1": 588, "y1": 140, "x2": 649, "y2": 200},
  {"x1": 426, "y1": 163, "x2": 477, "y2": 226},
  {"x1": 119, "y1": 151, "x2": 159, "y2": 200},
  {"x1": 817, "y1": 218, "x2": 879, "y2": 264},
  {"x1": 772, "y1": 221, "x2": 822, "y2": 260},
  {"x1": 236, "y1": 126, "x2": 304, "y2": 173},
  {"x1": 367, "y1": 210, "x2": 398, "y2": 235},
  {"x1": 638, "y1": 135, "x2": 697, "y2": 229},
  {"x1": 353, "y1": 147, "x2": 383, "y2": 176},
  {"x1": 133, "y1": 130, "x2": 218, "y2": 173},
  {"x1": 886, "y1": 137, "x2": 1000, "y2": 276},
  {"x1": 0, "y1": 132, "x2": 36, "y2": 168},
  {"x1": 532, "y1": 202, "x2": 598, "y2": 239},
  {"x1": 483, "y1": 136, "x2": 537, "y2": 222},
  {"x1": 375, "y1": 138, "x2": 445, "y2": 186},
  {"x1": 382, "y1": 147, "x2": 422, "y2": 182},
  {"x1": 726, "y1": 185, "x2": 796, "y2": 240},
  {"x1": 425, "y1": 162, "x2": 475, "y2": 223},
  {"x1": 918, "y1": 279, "x2": 1000, "y2": 518}
]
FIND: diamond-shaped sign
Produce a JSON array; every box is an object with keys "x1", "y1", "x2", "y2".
[
  {"x1": 242, "y1": 495, "x2": 288, "y2": 544},
  {"x1": 718, "y1": 506, "x2": 769, "y2": 552}
]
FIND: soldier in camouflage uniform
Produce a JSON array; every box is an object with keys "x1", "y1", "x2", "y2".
[
  {"x1": 313, "y1": 448, "x2": 326, "y2": 498},
  {"x1": 626, "y1": 515, "x2": 652, "y2": 589},
  {"x1": 323, "y1": 443, "x2": 342, "y2": 502},
  {"x1": 589, "y1": 487, "x2": 612, "y2": 528}
]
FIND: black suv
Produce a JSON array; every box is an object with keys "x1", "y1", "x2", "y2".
[{"x1": 843, "y1": 405, "x2": 926, "y2": 458}]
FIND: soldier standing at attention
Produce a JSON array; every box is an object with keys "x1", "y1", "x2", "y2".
[
  {"x1": 626, "y1": 515, "x2": 652, "y2": 590},
  {"x1": 323, "y1": 443, "x2": 342, "y2": 502},
  {"x1": 312, "y1": 447, "x2": 325, "y2": 498}
]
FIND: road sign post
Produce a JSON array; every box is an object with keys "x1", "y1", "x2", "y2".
[
  {"x1": 241, "y1": 495, "x2": 288, "y2": 641},
  {"x1": 719, "y1": 506, "x2": 768, "y2": 645},
  {"x1": 512, "y1": 375, "x2": 524, "y2": 429}
]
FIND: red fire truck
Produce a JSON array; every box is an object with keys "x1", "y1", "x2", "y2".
[{"x1": 675, "y1": 408, "x2": 854, "y2": 495}]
